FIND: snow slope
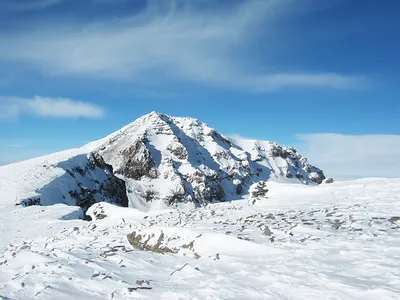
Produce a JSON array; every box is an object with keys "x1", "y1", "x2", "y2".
[{"x1": 0, "y1": 178, "x2": 399, "y2": 299}]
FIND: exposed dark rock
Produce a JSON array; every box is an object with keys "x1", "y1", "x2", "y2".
[
  {"x1": 325, "y1": 178, "x2": 334, "y2": 184},
  {"x1": 304, "y1": 165, "x2": 312, "y2": 173},
  {"x1": 20, "y1": 197, "x2": 41, "y2": 207},
  {"x1": 235, "y1": 183, "x2": 243, "y2": 195},
  {"x1": 65, "y1": 169, "x2": 75, "y2": 178},
  {"x1": 286, "y1": 172, "x2": 294, "y2": 178},
  {"x1": 65, "y1": 154, "x2": 129, "y2": 211},
  {"x1": 88, "y1": 152, "x2": 110, "y2": 171},
  {"x1": 127, "y1": 231, "x2": 177, "y2": 254},
  {"x1": 128, "y1": 287, "x2": 153, "y2": 292},
  {"x1": 167, "y1": 140, "x2": 188, "y2": 160},
  {"x1": 310, "y1": 170, "x2": 326, "y2": 184},
  {"x1": 271, "y1": 145, "x2": 283, "y2": 157},
  {"x1": 166, "y1": 185, "x2": 187, "y2": 206},
  {"x1": 143, "y1": 189, "x2": 158, "y2": 202},
  {"x1": 214, "y1": 150, "x2": 231, "y2": 160},
  {"x1": 90, "y1": 204, "x2": 108, "y2": 220},
  {"x1": 186, "y1": 171, "x2": 226, "y2": 204},
  {"x1": 252, "y1": 181, "x2": 269, "y2": 198},
  {"x1": 83, "y1": 215, "x2": 93, "y2": 221},
  {"x1": 69, "y1": 187, "x2": 97, "y2": 210},
  {"x1": 72, "y1": 166, "x2": 86, "y2": 177},
  {"x1": 116, "y1": 139, "x2": 157, "y2": 180},
  {"x1": 101, "y1": 176, "x2": 129, "y2": 207}
]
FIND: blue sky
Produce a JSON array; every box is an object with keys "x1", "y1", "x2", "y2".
[{"x1": 0, "y1": 0, "x2": 399, "y2": 179}]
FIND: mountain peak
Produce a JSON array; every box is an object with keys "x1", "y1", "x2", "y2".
[
  {"x1": 144, "y1": 110, "x2": 164, "y2": 118},
  {"x1": 90, "y1": 113, "x2": 327, "y2": 210},
  {"x1": 130, "y1": 110, "x2": 165, "y2": 125}
]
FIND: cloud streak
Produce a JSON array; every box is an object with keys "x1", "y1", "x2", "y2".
[
  {"x1": 0, "y1": 96, "x2": 105, "y2": 119},
  {"x1": 297, "y1": 134, "x2": 400, "y2": 180},
  {"x1": 0, "y1": 0, "x2": 367, "y2": 91},
  {"x1": 1, "y1": 0, "x2": 65, "y2": 11}
]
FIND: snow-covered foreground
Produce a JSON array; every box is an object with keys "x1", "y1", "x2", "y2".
[{"x1": 1, "y1": 178, "x2": 400, "y2": 299}]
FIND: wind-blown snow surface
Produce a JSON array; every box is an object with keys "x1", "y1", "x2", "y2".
[{"x1": 1, "y1": 178, "x2": 400, "y2": 299}]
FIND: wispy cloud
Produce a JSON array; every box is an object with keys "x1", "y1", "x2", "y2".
[
  {"x1": 91, "y1": 0, "x2": 127, "y2": 4},
  {"x1": 1, "y1": 0, "x2": 65, "y2": 11},
  {"x1": 296, "y1": 134, "x2": 400, "y2": 179},
  {"x1": 0, "y1": 0, "x2": 367, "y2": 91},
  {"x1": 5, "y1": 143, "x2": 25, "y2": 148},
  {"x1": 0, "y1": 96, "x2": 105, "y2": 119},
  {"x1": 256, "y1": 73, "x2": 367, "y2": 91}
]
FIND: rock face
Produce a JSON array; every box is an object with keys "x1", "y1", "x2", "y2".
[
  {"x1": 21, "y1": 153, "x2": 129, "y2": 211},
  {"x1": 115, "y1": 139, "x2": 157, "y2": 180},
  {"x1": 92, "y1": 112, "x2": 326, "y2": 209}
]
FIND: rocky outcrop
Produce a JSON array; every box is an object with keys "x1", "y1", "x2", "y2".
[
  {"x1": 87, "y1": 203, "x2": 109, "y2": 220},
  {"x1": 20, "y1": 153, "x2": 129, "y2": 212},
  {"x1": 188, "y1": 171, "x2": 226, "y2": 204},
  {"x1": 127, "y1": 228, "x2": 200, "y2": 258},
  {"x1": 66, "y1": 153, "x2": 129, "y2": 211},
  {"x1": 127, "y1": 231, "x2": 178, "y2": 254},
  {"x1": 167, "y1": 138, "x2": 188, "y2": 160},
  {"x1": 115, "y1": 138, "x2": 157, "y2": 180},
  {"x1": 270, "y1": 143, "x2": 326, "y2": 184},
  {"x1": 251, "y1": 181, "x2": 269, "y2": 198},
  {"x1": 20, "y1": 197, "x2": 41, "y2": 207}
]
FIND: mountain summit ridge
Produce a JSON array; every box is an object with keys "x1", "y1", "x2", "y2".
[{"x1": 2, "y1": 112, "x2": 327, "y2": 211}]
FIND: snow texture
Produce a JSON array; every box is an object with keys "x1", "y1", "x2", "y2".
[{"x1": 0, "y1": 179, "x2": 399, "y2": 299}]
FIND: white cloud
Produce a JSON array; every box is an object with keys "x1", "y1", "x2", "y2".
[
  {"x1": 0, "y1": 0, "x2": 367, "y2": 91},
  {"x1": 0, "y1": 96, "x2": 105, "y2": 119},
  {"x1": 296, "y1": 134, "x2": 400, "y2": 180}
]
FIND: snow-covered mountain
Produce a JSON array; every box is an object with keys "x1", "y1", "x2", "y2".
[
  {"x1": 2, "y1": 112, "x2": 327, "y2": 212},
  {"x1": 1, "y1": 113, "x2": 400, "y2": 300}
]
